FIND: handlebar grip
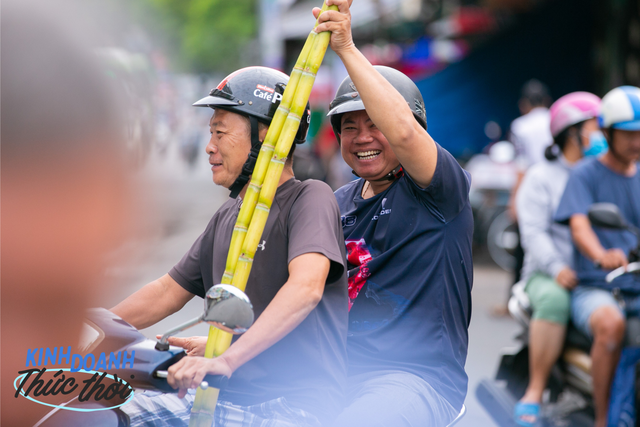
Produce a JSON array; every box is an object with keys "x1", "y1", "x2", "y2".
[
  {"x1": 605, "y1": 262, "x2": 640, "y2": 283},
  {"x1": 201, "y1": 374, "x2": 228, "y2": 390}
]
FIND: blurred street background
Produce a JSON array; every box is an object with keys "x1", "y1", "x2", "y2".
[{"x1": 23, "y1": 0, "x2": 640, "y2": 424}]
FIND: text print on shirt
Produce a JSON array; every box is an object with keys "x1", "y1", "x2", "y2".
[{"x1": 372, "y1": 198, "x2": 392, "y2": 221}]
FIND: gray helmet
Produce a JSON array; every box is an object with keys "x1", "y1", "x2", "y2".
[{"x1": 327, "y1": 66, "x2": 427, "y2": 139}]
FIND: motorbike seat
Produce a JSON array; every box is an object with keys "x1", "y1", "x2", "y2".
[{"x1": 564, "y1": 322, "x2": 592, "y2": 353}]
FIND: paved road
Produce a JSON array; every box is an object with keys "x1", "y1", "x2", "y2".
[{"x1": 101, "y1": 142, "x2": 520, "y2": 426}]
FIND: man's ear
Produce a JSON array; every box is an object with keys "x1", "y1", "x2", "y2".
[{"x1": 259, "y1": 123, "x2": 269, "y2": 142}]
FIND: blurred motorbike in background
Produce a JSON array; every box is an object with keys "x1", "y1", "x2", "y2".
[
  {"x1": 476, "y1": 203, "x2": 640, "y2": 427},
  {"x1": 465, "y1": 141, "x2": 519, "y2": 270}
]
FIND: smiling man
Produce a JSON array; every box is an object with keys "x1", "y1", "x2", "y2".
[
  {"x1": 111, "y1": 67, "x2": 349, "y2": 426},
  {"x1": 314, "y1": 1, "x2": 473, "y2": 425}
]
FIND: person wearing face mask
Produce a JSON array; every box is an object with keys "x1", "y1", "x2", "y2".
[
  {"x1": 555, "y1": 85, "x2": 640, "y2": 427},
  {"x1": 513, "y1": 92, "x2": 602, "y2": 427}
]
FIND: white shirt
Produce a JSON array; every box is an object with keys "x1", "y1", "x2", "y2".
[{"x1": 510, "y1": 107, "x2": 552, "y2": 169}]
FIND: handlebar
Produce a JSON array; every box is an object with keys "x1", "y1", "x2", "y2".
[
  {"x1": 154, "y1": 370, "x2": 229, "y2": 391},
  {"x1": 605, "y1": 261, "x2": 640, "y2": 283}
]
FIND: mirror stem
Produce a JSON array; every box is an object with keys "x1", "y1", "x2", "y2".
[{"x1": 155, "y1": 315, "x2": 203, "y2": 351}]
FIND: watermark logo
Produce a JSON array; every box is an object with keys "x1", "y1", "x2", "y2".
[{"x1": 14, "y1": 347, "x2": 135, "y2": 411}]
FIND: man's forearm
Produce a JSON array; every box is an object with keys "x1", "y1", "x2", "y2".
[
  {"x1": 111, "y1": 274, "x2": 193, "y2": 329},
  {"x1": 570, "y1": 214, "x2": 606, "y2": 262},
  {"x1": 219, "y1": 253, "x2": 328, "y2": 374},
  {"x1": 336, "y1": 46, "x2": 418, "y2": 142}
]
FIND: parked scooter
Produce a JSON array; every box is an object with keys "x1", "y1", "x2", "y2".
[
  {"x1": 34, "y1": 284, "x2": 254, "y2": 427},
  {"x1": 465, "y1": 141, "x2": 519, "y2": 271},
  {"x1": 476, "y1": 203, "x2": 640, "y2": 427}
]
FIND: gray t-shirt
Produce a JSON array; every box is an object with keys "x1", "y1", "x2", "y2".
[{"x1": 169, "y1": 178, "x2": 348, "y2": 424}]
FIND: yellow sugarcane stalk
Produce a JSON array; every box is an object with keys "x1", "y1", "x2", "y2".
[
  {"x1": 223, "y1": 21, "x2": 334, "y2": 345},
  {"x1": 188, "y1": 4, "x2": 337, "y2": 427},
  {"x1": 219, "y1": 31, "x2": 317, "y2": 286}
]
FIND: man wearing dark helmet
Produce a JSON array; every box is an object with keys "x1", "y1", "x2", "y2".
[
  {"x1": 315, "y1": 1, "x2": 473, "y2": 425},
  {"x1": 111, "y1": 67, "x2": 349, "y2": 426}
]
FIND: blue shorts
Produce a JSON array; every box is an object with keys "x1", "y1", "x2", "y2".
[
  {"x1": 571, "y1": 287, "x2": 640, "y2": 337},
  {"x1": 333, "y1": 370, "x2": 458, "y2": 427}
]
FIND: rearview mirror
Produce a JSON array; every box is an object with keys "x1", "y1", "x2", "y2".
[
  {"x1": 203, "y1": 284, "x2": 254, "y2": 334},
  {"x1": 155, "y1": 284, "x2": 254, "y2": 351},
  {"x1": 588, "y1": 203, "x2": 627, "y2": 230}
]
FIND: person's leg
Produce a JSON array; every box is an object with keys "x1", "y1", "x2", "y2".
[
  {"x1": 571, "y1": 287, "x2": 625, "y2": 427},
  {"x1": 515, "y1": 275, "x2": 570, "y2": 425},
  {"x1": 123, "y1": 391, "x2": 321, "y2": 427},
  {"x1": 589, "y1": 306, "x2": 625, "y2": 427},
  {"x1": 333, "y1": 371, "x2": 458, "y2": 427},
  {"x1": 214, "y1": 397, "x2": 322, "y2": 427},
  {"x1": 122, "y1": 390, "x2": 194, "y2": 427}
]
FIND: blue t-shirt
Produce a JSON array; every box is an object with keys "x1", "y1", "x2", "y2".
[
  {"x1": 334, "y1": 143, "x2": 473, "y2": 410},
  {"x1": 555, "y1": 158, "x2": 640, "y2": 293}
]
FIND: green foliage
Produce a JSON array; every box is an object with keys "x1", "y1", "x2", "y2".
[{"x1": 141, "y1": 0, "x2": 257, "y2": 73}]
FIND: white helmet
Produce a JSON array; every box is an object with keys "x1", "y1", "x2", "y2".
[{"x1": 599, "y1": 85, "x2": 640, "y2": 130}]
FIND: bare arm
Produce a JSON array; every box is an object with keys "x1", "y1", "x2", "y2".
[
  {"x1": 570, "y1": 214, "x2": 628, "y2": 270},
  {"x1": 167, "y1": 252, "x2": 330, "y2": 396},
  {"x1": 314, "y1": 0, "x2": 438, "y2": 187},
  {"x1": 111, "y1": 274, "x2": 195, "y2": 329}
]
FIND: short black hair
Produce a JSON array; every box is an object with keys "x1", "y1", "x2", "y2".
[
  {"x1": 521, "y1": 79, "x2": 551, "y2": 107},
  {"x1": 545, "y1": 121, "x2": 584, "y2": 160}
]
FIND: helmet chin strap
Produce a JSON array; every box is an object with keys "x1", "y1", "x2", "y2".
[
  {"x1": 351, "y1": 164, "x2": 404, "y2": 182},
  {"x1": 229, "y1": 116, "x2": 261, "y2": 199}
]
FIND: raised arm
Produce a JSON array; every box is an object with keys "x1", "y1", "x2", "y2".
[
  {"x1": 314, "y1": 0, "x2": 438, "y2": 187},
  {"x1": 111, "y1": 273, "x2": 195, "y2": 330}
]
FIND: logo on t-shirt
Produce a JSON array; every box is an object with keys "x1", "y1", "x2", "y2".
[
  {"x1": 257, "y1": 240, "x2": 267, "y2": 251},
  {"x1": 341, "y1": 215, "x2": 357, "y2": 228},
  {"x1": 371, "y1": 198, "x2": 391, "y2": 221}
]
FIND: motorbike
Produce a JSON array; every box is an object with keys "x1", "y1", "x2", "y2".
[
  {"x1": 33, "y1": 284, "x2": 254, "y2": 427},
  {"x1": 32, "y1": 282, "x2": 468, "y2": 427},
  {"x1": 476, "y1": 203, "x2": 640, "y2": 427},
  {"x1": 464, "y1": 141, "x2": 520, "y2": 271}
]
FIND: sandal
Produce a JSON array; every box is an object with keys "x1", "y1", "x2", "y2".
[{"x1": 514, "y1": 402, "x2": 540, "y2": 427}]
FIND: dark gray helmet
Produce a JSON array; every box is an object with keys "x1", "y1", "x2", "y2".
[
  {"x1": 327, "y1": 66, "x2": 427, "y2": 139},
  {"x1": 193, "y1": 66, "x2": 311, "y2": 198},
  {"x1": 193, "y1": 66, "x2": 310, "y2": 144}
]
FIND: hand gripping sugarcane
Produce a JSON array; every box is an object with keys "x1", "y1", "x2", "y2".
[{"x1": 188, "y1": 3, "x2": 338, "y2": 425}]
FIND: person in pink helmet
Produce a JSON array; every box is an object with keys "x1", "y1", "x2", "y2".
[{"x1": 514, "y1": 92, "x2": 603, "y2": 426}]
